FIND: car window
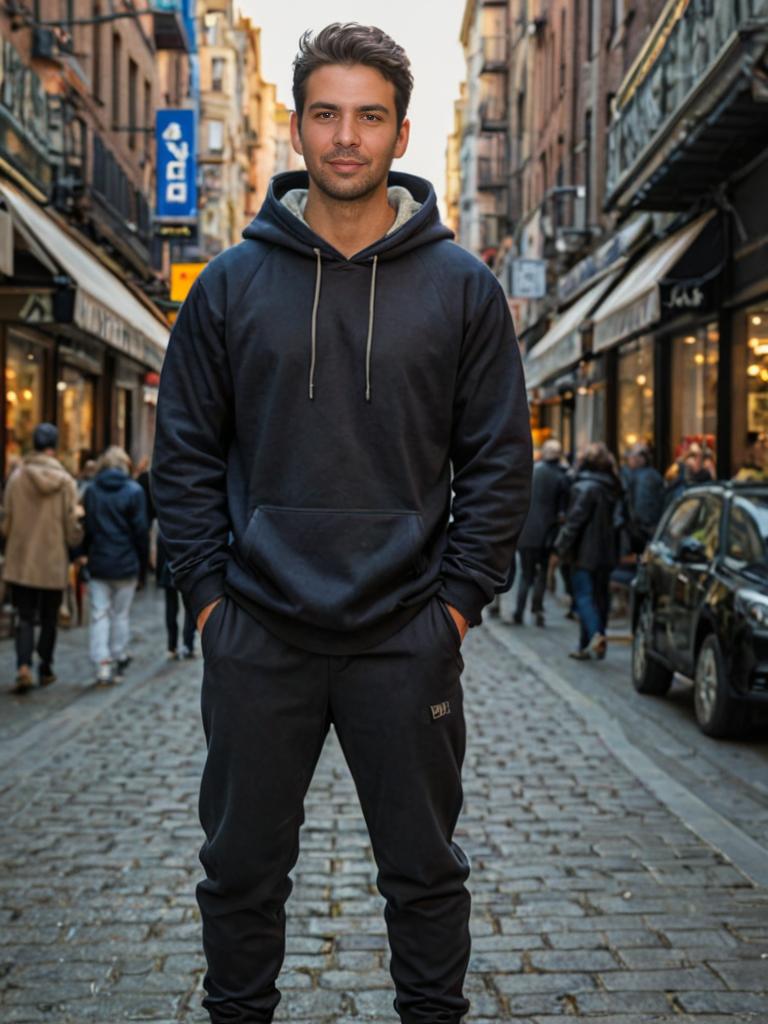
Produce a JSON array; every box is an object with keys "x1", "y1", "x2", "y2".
[
  {"x1": 659, "y1": 497, "x2": 702, "y2": 552},
  {"x1": 690, "y1": 496, "x2": 722, "y2": 560},
  {"x1": 727, "y1": 497, "x2": 768, "y2": 567}
]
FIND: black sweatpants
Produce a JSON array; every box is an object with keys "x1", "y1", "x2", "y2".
[
  {"x1": 13, "y1": 584, "x2": 62, "y2": 671},
  {"x1": 197, "y1": 594, "x2": 470, "y2": 1024}
]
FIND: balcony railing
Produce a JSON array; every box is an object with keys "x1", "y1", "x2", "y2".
[
  {"x1": 479, "y1": 98, "x2": 508, "y2": 130},
  {"x1": 477, "y1": 156, "x2": 508, "y2": 189},
  {"x1": 92, "y1": 136, "x2": 151, "y2": 245},
  {"x1": 480, "y1": 35, "x2": 507, "y2": 72},
  {"x1": 606, "y1": 0, "x2": 768, "y2": 207}
]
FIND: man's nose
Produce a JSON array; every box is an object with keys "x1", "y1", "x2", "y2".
[{"x1": 333, "y1": 113, "x2": 360, "y2": 149}]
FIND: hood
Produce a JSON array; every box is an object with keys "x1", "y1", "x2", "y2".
[
  {"x1": 95, "y1": 467, "x2": 130, "y2": 492},
  {"x1": 240, "y1": 170, "x2": 454, "y2": 404},
  {"x1": 21, "y1": 453, "x2": 70, "y2": 495},
  {"x1": 577, "y1": 469, "x2": 623, "y2": 498},
  {"x1": 242, "y1": 170, "x2": 453, "y2": 263}
]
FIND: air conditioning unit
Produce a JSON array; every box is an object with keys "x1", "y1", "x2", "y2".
[{"x1": 32, "y1": 27, "x2": 73, "y2": 61}]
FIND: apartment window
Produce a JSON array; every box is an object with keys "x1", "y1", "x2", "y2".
[
  {"x1": 212, "y1": 56, "x2": 225, "y2": 93},
  {"x1": 92, "y1": 3, "x2": 102, "y2": 101},
  {"x1": 584, "y1": 110, "x2": 592, "y2": 222},
  {"x1": 128, "y1": 58, "x2": 138, "y2": 149},
  {"x1": 208, "y1": 120, "x2": 224, "y2": 152},
  {"x1": 111, "y1": 32, "x2": 121, "y2": 127},
  {"x1": 143, "y1": 80, "x2": 151, "y2": 155}
]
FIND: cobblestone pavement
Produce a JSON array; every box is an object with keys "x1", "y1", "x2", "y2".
[{"x1": 1, "y1": 591, "x2": 767, "y2": 1023}]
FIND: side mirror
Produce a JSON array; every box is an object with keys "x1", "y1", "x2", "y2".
[{"x1": 678, "y1": 536, "x2": 707, "y2": 564}]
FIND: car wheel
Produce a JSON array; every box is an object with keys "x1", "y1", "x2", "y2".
[
  {"x1": 694, "y1": 634, "x2": 744, "y2": 739},
  {"x1": 632, "y1": 600, "x2": 673, "y2": 695}
]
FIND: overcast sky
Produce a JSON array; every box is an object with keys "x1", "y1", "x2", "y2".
[{"x1": 239, "y1": 2, "x2": 467, "y2": 215}]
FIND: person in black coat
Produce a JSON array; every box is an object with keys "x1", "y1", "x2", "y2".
[
  {"x1": 513, "y1": 439, "x2": 569, "y2": 626},
  {"x1": 156, "y1": 533, "x2": 196, "y2": 658},
  {"x1": 555, "y1": 442, "x2": 623, "y2": 660},
  {"x1": 620, "y1": 443, "x2": 664, "y2": 553},
  {"x1": 83, "y1": 447, "x2": 148, "y2": 684}
]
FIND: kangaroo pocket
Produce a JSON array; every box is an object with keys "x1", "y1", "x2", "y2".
[{"x1": 240, "y1": 505, "x2": 426, "y2": 630}]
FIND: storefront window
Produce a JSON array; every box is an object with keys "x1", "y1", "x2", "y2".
[
  {"x1": 574, "y1": 357, "x2": 606, "y2": 458},
  {"x1": 5, "y1": 335, "x2": 44, "y2": 478},
  {"x1": 670, "y1": 323, "x2": 718, "y2": 460},
  {"x1": 56, "y1": 365, "x2": 94, "y2": 475},
  {"x1": 732, "y1": 304, "x2": 768, "y2": 479},
  {"x1": 617, "y1": 336, "x2": 654, "y2": 453}
]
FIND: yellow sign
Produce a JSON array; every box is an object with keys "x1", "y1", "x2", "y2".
[{"x1": 170, "y1": 262, "x2": 206, "y2": 303}]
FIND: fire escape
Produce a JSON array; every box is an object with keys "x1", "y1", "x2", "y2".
[{"x1": 476, "y1": 9, "x2": 508, "y2": 258}]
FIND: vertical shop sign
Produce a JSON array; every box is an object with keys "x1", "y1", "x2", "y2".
[{"x1": 155, "y1": 109, "x2": 197, "y2": 223}]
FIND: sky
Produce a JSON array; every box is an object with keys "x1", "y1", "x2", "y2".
[{"x1": 240, "y1": 1, "x2": 467, "y2": 215}]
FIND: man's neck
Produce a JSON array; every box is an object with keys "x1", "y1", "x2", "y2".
[{"x1": 304, "y1": 183, "x2": 396, "y2": 259}]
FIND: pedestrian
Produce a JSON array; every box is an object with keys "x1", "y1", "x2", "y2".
[
  {"x1": 152, "y1": 23, "x2": 532, "y2": 1024},
  {"x1": 620, "y1": 442, "x2": 664, "y2": 553},
  {"x1": 513, "y1": 438, "x2": 568, "y2": 626},
  {"x1": 555, "y1": 442, "x2": 623, "y2": 660},
  {"x1": 83, "y1": 446, "x2": 148, "y2": 685},
  {"x1": 733, "y1": 431, "x2": 768, "y2": 481},
  {"x1": 156, "y1": 533, "x2": 196, "y2": 659},
  {"x1": 1, "y1": 422, "x2": 83, "y2": 693}
]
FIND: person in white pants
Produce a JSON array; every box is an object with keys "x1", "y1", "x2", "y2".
[
  {"x1": 83, "y1": 447, "x2": 148, "y2": 684},
  {"x1": 88, "y1": 578, "x2": 137, "y2": 676}
]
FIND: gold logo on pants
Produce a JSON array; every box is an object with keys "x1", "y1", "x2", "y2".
[{"x1": 430, "y1": 701, "x2": 451, "y2": 720}]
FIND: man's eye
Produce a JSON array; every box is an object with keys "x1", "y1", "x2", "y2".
[{"x1": 362, "y1": 114, "x2": 381, "y2": 122}]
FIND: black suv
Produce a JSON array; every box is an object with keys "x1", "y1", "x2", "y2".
[{"x1": 631, "y1": 482, "x2": 768, "y2": 737}]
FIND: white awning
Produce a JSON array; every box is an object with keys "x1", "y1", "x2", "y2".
[
  {"x1": 524, "y1": 271, "x2": 622, "y2": 389},
  {"x1": 592, "y1": 211, "x2": 715, "y2": 353},
  {"x1": 0, "y1": 181, "x2": 169, "y2": 369}
]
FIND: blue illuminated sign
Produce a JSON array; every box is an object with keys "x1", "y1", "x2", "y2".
[{"x1": 155, "y1": 108, "x2": 196, "y2": 221}]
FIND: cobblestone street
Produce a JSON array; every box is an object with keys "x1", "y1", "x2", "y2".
[{"x1": 1, "y1": 590, "x2": 767, "y2": 1023}]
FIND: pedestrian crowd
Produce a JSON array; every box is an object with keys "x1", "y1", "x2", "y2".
[
  {"x1": 3, "y1": 417, "x2": 765, "y2": 688},
  {"x1": 507, "y1": 430, "x2": 765, "y2": 660},
  {"x1": 1, "y1": 421, "x2": 195, "y2": 694}
]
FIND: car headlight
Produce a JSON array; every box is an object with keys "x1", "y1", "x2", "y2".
[{"x1": 736, "y1": 589, "x2": 768, "y2": 628}]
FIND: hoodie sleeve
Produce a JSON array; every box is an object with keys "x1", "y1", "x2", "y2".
[
  {"x1": 438, "y1": 279, "x2": 532, "y2": 625},
  {"x1": 151, "y1": 278, "x2": 233, "y2": 618}
]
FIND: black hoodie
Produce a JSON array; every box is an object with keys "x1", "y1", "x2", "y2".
[{"x1": 152, "y1": 171, "x2": 532, "y2": 654}]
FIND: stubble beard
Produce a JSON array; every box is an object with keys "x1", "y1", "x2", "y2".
[{"x1": 305, "y1": 149, "x2": 396, "y2": 204}]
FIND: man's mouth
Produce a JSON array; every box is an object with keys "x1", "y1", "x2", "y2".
[{"x1": 328, "y1": 159, "x2": 366, "y2": 171}]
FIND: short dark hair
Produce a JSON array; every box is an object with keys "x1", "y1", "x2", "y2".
[{"x1": 293, "y1": 23, "x2": 413, "y2": 129}]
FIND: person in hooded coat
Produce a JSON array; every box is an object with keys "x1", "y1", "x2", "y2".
[
  {"x1": 152, "y1": 23, "x2": 532, "y2": 1024},
  {"x1": 83, "y1": 446, "x2": 148, "y2": 684},
  {"x1": 556, "y1": 442, "x2": 623, "y2": 660},
  {"x1": 2, "y1": 422, "x2": 83, "y2": 692}
]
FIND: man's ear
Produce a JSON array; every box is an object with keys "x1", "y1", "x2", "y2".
[
  {"x1": 290, "y1": 111, "x2": 303, "y2": 157},
  {"x1": 394, "y1": 117, "x2": 410, "y2": 160}
]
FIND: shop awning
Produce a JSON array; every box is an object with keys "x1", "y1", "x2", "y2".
[
  {"x1": 524, "y1": 271, "x2": 622, "y2": 389},
  {"x1": 592, "y1": 211, "x2": 715, "y2": 353},
  {"x1": 0, "y1": 181, "x2": 169, "y2": 370}
]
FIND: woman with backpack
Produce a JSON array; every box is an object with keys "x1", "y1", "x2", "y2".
[{"x1": 555, "y1": 442, "x2": 623, "y2": 660}]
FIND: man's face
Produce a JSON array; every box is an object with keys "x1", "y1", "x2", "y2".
[{"x1": 291, "y1": 64, "x2": 410, "y2": 202}]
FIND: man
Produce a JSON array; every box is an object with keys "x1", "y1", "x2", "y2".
[
  {"x1": 2, "y1": 422, "x2": 83, "y2": 692},
  {"x1": 620, "y1": 442, "x2": 664, "y2": 553},
  {"x1": 153, "y1": 23, "x2": 531, "y2": 1024},
  {"x1": 513, "y1": 438, "x2": 568, "y2": 626}
]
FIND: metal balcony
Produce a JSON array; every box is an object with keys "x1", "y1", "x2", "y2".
[
  {"x1": 479, "y1": 99, "x2": 508, "y2": 132},
  {"x1": 480, "y1": 35, "x2": 507, "y2": 73},
  {"x1": 477, "y1": 157, "x2": 508, "y2": 190},
  {"x1": 605, "y1": 0, "x2": 768, "y2": 211}
]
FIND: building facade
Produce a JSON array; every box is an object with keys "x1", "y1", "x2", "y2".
[
  {"x1": 454, "y1": 0, "x2": 766, "y2": 478},
  {"x1": 0, "y1": 0, "x2": 191, "y2": 475}
]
